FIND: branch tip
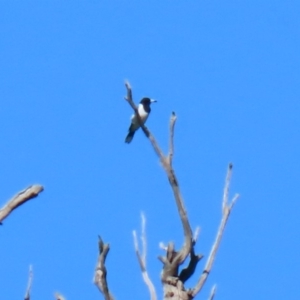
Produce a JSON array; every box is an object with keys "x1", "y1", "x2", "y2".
[
  {"x1": 208, "y1": 285, "x2": 217, "y2": 300},
  {"x1": 24, "y1": 265, "x2": 33, "y2": 300},
  {"x1": 191, "y1": 167, "x2": 238, "y2": 297},
  {"x1": 0, "y1": 185, "x2": 44, "y2": 224},
  {"x1": 230, "y1": 193, "x2": 240, "y2": 208},
  {"x1": 94, "y1": 237, "x2": 113, "y2": 300},
  {"x1": 133, "y1": 214, "x2": 157, "y2": 300},
  {"x1": 193, "y1": 226, "x2": 201, "y2": 242}
]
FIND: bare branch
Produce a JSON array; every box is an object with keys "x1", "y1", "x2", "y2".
[
  {"x1": 124, "y1": 82, "x2": 239, "y2": 298},
  {"x1": 159, "y1": 242, "x2": 168, "y2": 251},
  {"x1": 190, "y1": 165, "x2": 239, "y2": 297},
  {"x1": 141, "y1": 213, "x2": 147, "y2": 264},
  {"x1": 165, "y1": 168, "x2": 193, "y2": 266},
  {"x1": 230, "y1": 193, "x2": 239, "y2": 209},
  {"x1": 208, "y1": 285, "x2": 217, "y2": 300},
  {"x1": 193, "y1": 226, "x2": 201, "y2": 242},
  {"x1": 124, "y1": 82, "x2": 193, "y2": 268},
  {"x1": 94, "y1": 236, "x2": 114, "y2": 300},
  {"x1": 133, "y1": 213, "x2": 157, "y2": 300},
  {"x1": 176, "y1": 226, "x2": 204, "y2": 283},
  {"x1": 222, "y1": 163, "x2": 233, "y2": 212},
  {"x1": 179, "y1": 245, "x2": 203, "y2": 283},
  {"x1": 168, "y1": 112, "x2": 177, "y2": 165},
  {"x1": 0, "y1": 185, "x2": 44, "y2": 224},
  {"x1": 24, "y1": 265, "x2": 33, "y2": 300}
]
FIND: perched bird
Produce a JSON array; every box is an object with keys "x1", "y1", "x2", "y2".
[{"x1": 125, "y1": 97, "x2": 157, "y2": 143}]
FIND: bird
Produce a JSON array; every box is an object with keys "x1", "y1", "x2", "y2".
[{"x1": 125, "y1": 97, "x2": 157, "y2": 143}]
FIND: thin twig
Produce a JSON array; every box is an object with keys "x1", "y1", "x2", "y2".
[
  {"x1": 159, "y1": 242, "x2": 168, "y2": 251},
  {"x1": 190, "y1": 165, "x2": 239, "y2": 297},
  {"x1": 208, "y1": 285, "x2": 217, "y2": 300},
  {"x1": 94, "y1": 236, "x2": 114, "y2": 300},
  {"x1": 193, "y1": 226, "x2": 201, "y2": 242},
  {"x1": 24, "y1": 265, "x2": 33, "y2": 300},
  {"x1": 0, "y1": 185, "x2": 44, "y2": 224},
  {"x1": 222, "y1": 163, "x2": 233, "y2": 212},
  {"x1": 141, "y1": 213, "x2": 147, "y2": 264},
  {"x1": 168, "y1": 112, "x2": 177, "y2": 165},
  {"x1": 133, "y1": 213, "x2": 157, "y2": 300},
  {"x1": 54, "y1": 292, "x2": 66, "y2": 300}
]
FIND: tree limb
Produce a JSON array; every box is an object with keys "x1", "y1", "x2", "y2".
[
  {"x1": 24, "y1": 265, "x2": 33, "y2": 300},
  {"x1": 124, "y1": 82, "x2": 239, "y2": 299},
  {"x1": 94, "y1": 236, "x2": 114, "y2": 300},
  {"x1": 179, "y1": 242, "x2": 203, "y2": 283},
  {"x1": 0, "y1": 185, "x2": 44, "y2": 224},
  {"x1": 133, "y1": 213, "x2": 157, "y2": 300},
  {"x1": 124, "y1": 82, "x2": 193, "y2": 272},
  {"x1": 189, "y1": 164, "x2": 239, "y2": 297}
]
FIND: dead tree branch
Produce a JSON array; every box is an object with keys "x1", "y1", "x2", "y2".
[
  {"x1": 24, "y1": 265, "x2": 33, "y2": 300},
  {"x1": 0, "y1": 185, "x2": 44, "y2": 224},
  {"x1": 168, "y1": 112, "x2": 177, "y2": 165},
  {"x1": 125, "y1": 81, "x2": 200, "y2": 299},
  {"x1": 208, "y1": 285, "x2": 217, "y2": 300},
  {"x1": 133, "y1": 213, "x2": 157, "y2": 300},
  {"x1": 124, "y1": 82, "x2": 239, "y2": 299},
  {"x1": 94, "y1": 236, "x2": 114, "y2": 300},
  {"x1": 125, "y1": 82, "x2": 193, "y2": 272},
  {"x1": 189, "y1": 164, "x2": 239, "y2": 297}
]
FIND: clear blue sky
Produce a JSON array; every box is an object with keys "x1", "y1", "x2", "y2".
[{"x1": 1, "y1": 1, "x2": 300, "y2": 299}]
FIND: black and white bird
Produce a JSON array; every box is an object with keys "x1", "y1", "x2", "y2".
[{"x1": 125, "y1": 97, "x2": 157, "y2": 143}]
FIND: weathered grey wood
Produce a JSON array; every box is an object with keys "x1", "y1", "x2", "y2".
[{"x1": 0, "y1": 185, "x2": 44, "y2": 224}]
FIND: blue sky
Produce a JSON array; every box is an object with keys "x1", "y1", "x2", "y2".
[{"x1": 1, "y1": 1, "x2": 300, "y2": 299}]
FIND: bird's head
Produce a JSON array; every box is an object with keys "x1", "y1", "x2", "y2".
[{"x1": 140, "y1": 97, "x2": 157, "y2": 106}]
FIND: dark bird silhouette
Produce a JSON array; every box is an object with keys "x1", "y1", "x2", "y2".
[{"x1": 125, "y1": 97, "x2": 157, "y2": 143}]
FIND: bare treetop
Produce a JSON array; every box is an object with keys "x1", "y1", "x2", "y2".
[{"x1": 94, "y1": 82, "x2": 239, "y2": 300}]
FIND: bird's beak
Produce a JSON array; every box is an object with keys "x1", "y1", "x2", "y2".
[{"x1": 150, "y1": 99, "x2": 157, "y2": 103}]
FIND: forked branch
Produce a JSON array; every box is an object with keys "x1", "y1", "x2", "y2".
[
  {"x1": 189, "y1": 164, "x2": 239, "y2": 297},
  {"x1": 123, "y1": 81, "x2": 238, "y2": 299},
  {"x1": 94, "y1": 236, "x2": 114, "y2": 300},
  {"x1": 0, "y1": 185, "x2": 44, "y2": 224},
  {"x1": 125, "y1": 82, "x2": 193, "y2": 272}
]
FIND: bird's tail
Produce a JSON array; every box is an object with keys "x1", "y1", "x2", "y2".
[{"x1": 125, "y1": 131, "x2": 135, "y2": 143}]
